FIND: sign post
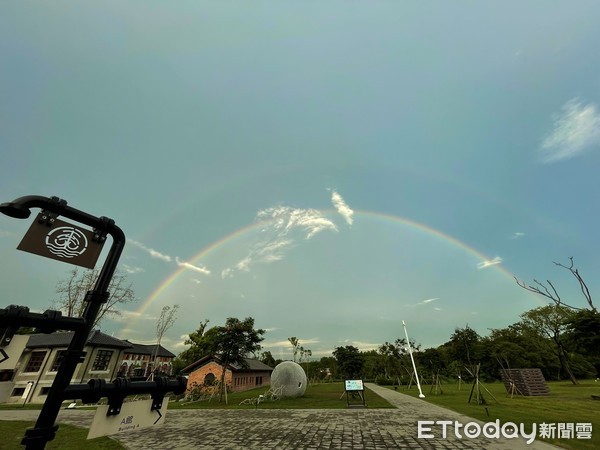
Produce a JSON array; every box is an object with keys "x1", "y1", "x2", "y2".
[
  {"x1": 0, "y1": 195, "x2": 125, "y2": 449},
  {"x1": 344, "y1": 379, "x2": 366, "y2": 408}
]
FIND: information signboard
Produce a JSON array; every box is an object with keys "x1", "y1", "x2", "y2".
[
  {"x1": 344, "y1": 379, "x2": 364, "y2": 391},
  {"x1": 87, "y1": 398, "x2": 169, "y2": 439}
]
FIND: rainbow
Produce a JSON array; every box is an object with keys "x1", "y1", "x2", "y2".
[{"x1": 124, "y1": 210, "x2": 516, "y2": 331}]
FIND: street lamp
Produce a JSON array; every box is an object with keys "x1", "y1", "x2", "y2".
[{"x1": 0, "y1": 195, "x2": 125, "y2": 449}]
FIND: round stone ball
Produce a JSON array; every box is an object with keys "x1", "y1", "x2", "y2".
[{"x1": 271, "y1": 361, "x2": 307, "y2": 397}]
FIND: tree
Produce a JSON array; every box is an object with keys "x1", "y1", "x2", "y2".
[
  {"x1": 171, "y1": 319, "x2": 213, "y2": 374},
  {"x1": 299, "y1": 346, "x2": 313, "y2": 378},
  {"x1": 378, "y1": 338, "x2": 420, "y2": 380},
  {"x1": 333, "y1": 345, "x2": 363, "y2": 379},
  {"x1": 146, "y1": 304, "x2": 179, "y2": 379},
  {"x1": 515, "y1": 257, "x2": 596, "y2": 312},
  {"x1": 212, "y1": 317, "x2": 265, "y2": 402},
  {"x1": 288, "y1": 337, "x2": 300, "y2": 362},
  {"x1": 520, "y1": 305, "x2": 578, "y2": 384},
  {"x1": 260, "y1": 351, "x2": 277, "y2": 368},
  {"x1": 445, "y1": 325, "x2": 482, "y2": 369},
  {"x1": 52, "y1": 268, "x2": 136, "y2": 328}
]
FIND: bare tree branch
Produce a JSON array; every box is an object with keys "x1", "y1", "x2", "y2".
[{"x1": 515, "y1": 257, "x2": 596, "y2": 312}]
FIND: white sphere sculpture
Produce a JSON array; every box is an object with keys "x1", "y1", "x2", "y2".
[{"x1": 271, "y1": 361, "x2": 307, "y2": 397}]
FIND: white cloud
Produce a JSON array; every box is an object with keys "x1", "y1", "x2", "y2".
[
  {"x1": 539, "y1": 98, "x2": 600, "y2": 163},
  {"x1": 330, "y1": 190, "x2": 354, "y2": 225},
  {"x1": 191, "y1": 278, "x2": 202, "y2": 284},
  {"x1": 129, "y1": 239, "x2": 172, "y2": 262},
  {"x1": 222, "y1": 205, "x2": 337, "y2": 277},
  {"x1": 510, "y1": 232, "x2": 525, "y2": 240},
  {"x1": 477, "y1": 256, "x2": 503, "y2": 269},
  {"x1": 175, "y1": 257, "x2": 210, "y2": 275},
  {"x1": 129, "y1": 239, "x2": 211, "y2": 276},
  {"x1": 121, "y1": 264, "x2": 144, "y2": 274},
  {"x1": 267, "y1": 338, "x2": 320, "y2": 347},
  {"x1": 420, "y1": 297, "x2": 439, "y2": 304},
  {"x1": 346, "y1": 340, "x2": 380, "y2": 351},
  {"x1": 109, "y1": 310, "x2": 155, "y2": 324},
  {"x1": 258, "y1": 206, "x2": 338, "y2": 239}
]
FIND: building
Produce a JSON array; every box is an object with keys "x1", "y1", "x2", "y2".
[
  {"x1": 0, "y1": 334, "x2": 30, "y2": 403},
  {"x1": 3, "y1": 330, "x2": 132, "y2": 404},
  {"x1": 183, "y1": 355, "x2": 273, "y2": 394},
  {"x1": 117, "y1": 341, "x2": 176, "y2": 378}
]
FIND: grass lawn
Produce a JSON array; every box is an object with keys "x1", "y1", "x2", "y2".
[
  {"x1": 0, "y1": 421, "x2": 125, "y2": 450},
  {"x1": 169, "y1": 382, "x2": 394, "y2": 409},
  {"x1": 388, "y1": 379, "x2": 600, "y2": 450}
]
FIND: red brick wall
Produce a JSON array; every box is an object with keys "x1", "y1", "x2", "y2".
[
  {"x1": 186, "y1": 361, "x2": 271, "y2": 394},
  {"x1": 187, "y1": 361, "x2": 231, "y2": 394}
]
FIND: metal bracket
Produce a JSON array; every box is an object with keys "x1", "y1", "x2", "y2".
[{"x1": 106, "y1": 378, "x2": 129, "y2": 416}]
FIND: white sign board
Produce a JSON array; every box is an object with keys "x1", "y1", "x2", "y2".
[
  {"x1": 345, "y1": 379, "x2": 364, "y2": 391},
  {"x1": 87, "y1": 397, "x2": 169, "y2": 440}
]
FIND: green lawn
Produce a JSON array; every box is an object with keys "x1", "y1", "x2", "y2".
[
  {"x1": 387, "y1": 379, "x2": 600, "y2": 450},
  {"x1": 169, "y1": 382, "x2": 394, "y2": 409},
  {"x1": 0, "y1": 421, "x2": 124, "y2": 450}
]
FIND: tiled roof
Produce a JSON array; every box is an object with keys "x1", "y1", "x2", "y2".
[
  {"x1": 122, "y1": 340, "x2": 175, "y2": 358},
  {"x1": 26, "y1": 330, "x2": 133, "y2": 349},
  {"x1": 182, "y1": 355, "x2": 274, "y2": 374}
]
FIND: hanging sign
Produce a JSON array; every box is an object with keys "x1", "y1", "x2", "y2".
[
  {"x1": 87, "y1": 398, "x2": 169, "y2": 439},
  {"x1": 17, "y1": 213, "x2": 104, "y2": 269}
]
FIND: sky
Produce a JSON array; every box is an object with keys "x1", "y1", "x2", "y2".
[{"x1": 2, "y1": 1, "x2": 600, "y2": 360}]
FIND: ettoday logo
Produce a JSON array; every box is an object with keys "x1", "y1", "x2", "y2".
[{"x1": 417, "y1": 420, "x2": 593, "y2": 444}]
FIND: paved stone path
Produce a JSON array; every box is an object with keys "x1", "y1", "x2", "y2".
[{"x1": 1, "y1": 384, "x2": 560, "y2": 449}]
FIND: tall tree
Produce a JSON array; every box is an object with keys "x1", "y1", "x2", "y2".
[
  {"x1": 288, "y1": 336, "x2": 300, "y2": 362},
  {"x1": 445, "y1": 325, "x2": 482, "y2": 369},
  {"x1": 521, "y1": 305, "x2": 578, "y2": 384},
  {"x1": 147, "y1": 304, "x2": 179, "y2": 378},
  {"x1": 171, "y1": 319, "x2": 213, "y2": 374},
  {"x1": 333, "y1": 345, "x2": 363, "y2": 379},
  {"x1": 52, "y1": 268, "x2": 136, "y2": 328},
  {"x1": 212, "y1": 317, "x2": 265, "y2": 402},
  {"x1": 260, "y1": 351, "x2": 277, "y2": 368}
]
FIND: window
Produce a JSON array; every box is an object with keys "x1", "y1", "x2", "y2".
[
  {"x1": 40, "y1": 387, "x2": 51, "y2": 396},
  {"x1": 50, "y1": 350, "x2": 67, "y2": 372},
  {"x1": 24, "y1": 351, "x2": 47, "y2": 373},
  {"x1": 0, "y1": 369, "x2": 14, "y2": 382},
  {"x1": 11, "y1": 387, "x2": 25, "y2": 397},
  {"x1": 204, "y1": 373, "x2": 216, "y2": 385},
  {"x1": 91, "y1": 350, "x2": 113, "y2": 371}
]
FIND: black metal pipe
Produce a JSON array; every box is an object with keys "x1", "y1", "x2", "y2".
[
  {"x1": 63, "y1": 377, "x2": 187, "y2": 401},
  {"x1": 0, "y1": 306, "x2": 86, "y2": 333}
]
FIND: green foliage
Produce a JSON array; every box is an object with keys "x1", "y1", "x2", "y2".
[
  {"x1": 333, "y1": 345, "x2": 363, "y2": 379},
  {"x1": 171, "y1": 319, "x2": 213, "y2": 374},
  {"x1": 212, "y1": 317, "x2": 265, "y2": 402},
  {"x1": 259, "y1": 350, "x2": 277, "y2": 368}
]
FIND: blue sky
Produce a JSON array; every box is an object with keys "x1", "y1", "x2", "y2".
[{"x1": 2, "y1": 1, "x2": 600, "y2": 359}]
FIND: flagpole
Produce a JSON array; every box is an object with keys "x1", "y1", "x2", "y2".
[{"x1": 403, "y1": 320, "x2": 425, "y2": 398}]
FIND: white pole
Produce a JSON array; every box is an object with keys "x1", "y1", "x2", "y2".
[{"x1": 402, "y1": 320, "x2": 425, "y2": 398}]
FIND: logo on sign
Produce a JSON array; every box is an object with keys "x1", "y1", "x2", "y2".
[
  {"x1": 45, "y1": 226, "x2": 89, "y2": 259},
  {"x1": 17, "y1": 213, "x2": 105, "y2": 269}
]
